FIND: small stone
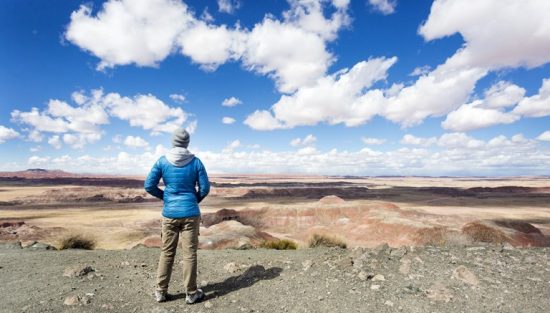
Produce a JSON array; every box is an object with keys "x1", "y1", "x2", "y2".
[
  {"x1": 63, "y1": 295, "x2": 80, "y2": 306},
  {"x1": 384, "y1": 300, "x2": 394, "y2": 307},
  {"x1": 204, "y1": 301, "x2": 213, "y2": 309},
  {"x1": 302, "y1": 260, "x2": 313, "y2": 271},
  {"x1": 224, "y1": 262, "x2": 239, "y2": 273},
  {"x1": 452, "y1": 266, "x2": 479, "y2": 286},
  {"x1": 101, "y1": 303, "x2": 114, "y2": 310},
  {"x1": 399, "y1": 258, "x2": 411, "y2": 275},
  {"x1": 63, "y1": 265, "x2": 94, "y2": 278},
  {"x1": 390, "y1": 247, "x2": 407, "y2": 258},
  {"x1": 140, "y1": 263, "x2": 147, "y2": 268},
  {"x1": 372, "y1": 274, "x2": 385, "y2": 281},
  {"x1": 80, "y1": 295, "x2": 92, "y2": 305},
  {"x1": 370, "y1": 285, "x2": 381, "y2": 290},
  {"x1": 358, "y1": 271, "x2": 374, "y2": 281},
  {"x1": 317, "y1": 296, "x2": 324, "y2": 301}
]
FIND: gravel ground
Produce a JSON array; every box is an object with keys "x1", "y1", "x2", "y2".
[{"x1": 0, "y1": 243, "x2": 549, "y2": 313}]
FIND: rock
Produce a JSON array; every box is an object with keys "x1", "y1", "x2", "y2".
[
  {"x1": 151, "y1": 308, "x2": 169, "y2": 313},
  {"x1": 426, "y1": 282, "x2": 453, "y2": 302},
  {"x1": 63, "y1": 295, "x2": 80, "y2": 306},
  {"x1": 29, "y1": 242, "x2": 56, "y2": 250},
  {"x1": 357, "y1": 271, "x2": 374, "y2": 281},
  {"x1": 63, "y1": 265, "x2": 94, "y2": 278},
  {"x1": 384, "y1": 300, "x2": 394, "y2": 307},
  {"x1": 370, "y1": 284, "x2": 381, "y2": 290},
  {"x1": 224, "y1": 262, "x2": 240, "y2": 273},
  {"x1": 390, "y1": 247, "x2": 407, "y2": 258},
  {"x1": 80, "y1": 295, "x2": 92, "y2": 305},
  {"x1": 302, "y1": 260, "x2": 313, "y2": 271},
  {"x1": 399, "y1": 258, "x2": 411, "y2": 275},
  {"x1": 101, "y1": 303, "x2": 114, "y2": 310},
  {"x1": 204, "y1": 301, "x2": 213, "y2": 309},
  {"x1": 372, "y1": 274, "x2": 385, "y2": 282},
  {"x1": 373, "y1": 243, "x2": 390, "y2": 255},
  {"x1": 452, "y1": 266, "x2": 479, "y2": 286}
]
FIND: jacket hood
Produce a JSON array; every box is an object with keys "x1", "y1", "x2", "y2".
[{"x1": 165, "y1": 147, "x2": 195, "y2": 167}]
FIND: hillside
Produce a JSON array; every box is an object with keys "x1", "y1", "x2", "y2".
[{"x1": 1, "y1": 243, "x2": 548, "y2": 313}]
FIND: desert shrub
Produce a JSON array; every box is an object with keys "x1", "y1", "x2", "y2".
[
  {"x1": 462, "y1": 222, "x2": 508, "y2": 244},
  {"x1": 413, "y1": 227, "x2": 448, "y2": 246},
  {"x1": 259, "y1": 239, "x2": 297, "y2": 250},
  {"x1": 58, "y1": 234, "x2": 96, "y2": 250},
  {"x1": 308, "y1": 233, "x2": 347, "y2": 249}
]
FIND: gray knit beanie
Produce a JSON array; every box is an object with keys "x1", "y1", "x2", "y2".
[{"x1": 172, "y1": 128, "x2": 190, "y2": 148}]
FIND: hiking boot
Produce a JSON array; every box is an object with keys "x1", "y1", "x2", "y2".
[
  {"x1": 154, "y1": 290, "x2": 167, "y2": 303},
  {"x1": 185, "y1": 289, "x2": 204, "y2": 304}
]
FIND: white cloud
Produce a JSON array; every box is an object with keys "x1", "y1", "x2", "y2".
[
  {"x1": 222, "y1": 97, "x2": 242, "y2": 107},
  {"x1": 0, "y1": 125, "x2": 20, "y2": 143},
  {"x1": 536, "y1": 131, "x2": 550, "y2": 142},
  {"x1": 185, "y1": 120, "x2": 198, "y2": 134},
  {"x1": 14, "y1": 132, "x2": 550, "y2": 176},
  {"x1": 409, "y1": 65, "x2": 431, "y2": 77},
  {"x1": 10, "y1": 89, "x2": 191, "y2": 148},
  {"x1": 483, "y1": 81, "x2": 525, "y2": 109},
  {"x1": 218, "y1": 0, "x2": 240, "y2": 14},
  {"x1": 419, "y1": 0, "x2": 550, "y2": 70},
  {"x1": 169, "y1": 94, "x2": 186, "y2": 103},
  {"x1": 48, "y1": 135, "x2": 62, "y2": 149},
  {"x1": 296, "y1": 146, "x2": 319, "y2": 155},
  {"x1": 63, "y1": 133, "x2": 102, "y2": 149},
  {"x1": 66, "y1": 0, "x2": 193, "y2": 70},
  {"x1": 362, "y1": 137, "x2": 386, "y2": 145},
  {"x1": 442, "y1": 100, "x2": 519, "y2": 132},
  {"x1": 368, "y1": 0, "x2": 397, "y2": 15},
  {"x1": 512, "y1": 78, "x2": 550, "y2": 118},
  {"x1": 124, "y1": 135, "x2": 149, "y2": 148},
  {"x1": 222, "y1": 139, "x2": 241, "y2": 153},
  {"x1": 290, "y1": 134, "x2": 317, "y2": 147},
  {"x1": 112, "y1": 134, "x2": 123, "y2": 144},
  {"x1": 401, "y1": 134, "x2": 437, "y2": 147},
  {"x1": 222, "y1": 116, "x2": 236, "y2": 124},
  {"x1": 99, "y1": 90, "x2": 188, "y2": 135},
  {"x1": 66, "y1": 0, "x2": 351, "y2": 93},
  {"x1": 244, "y1": 110, "x2": 286, "y2": 131},
  {"x1": 245, "y1": 57, "x2": 397, "y2": 129}
]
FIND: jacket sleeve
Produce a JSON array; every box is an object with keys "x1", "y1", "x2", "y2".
[
  {"x1": 144, "y1": 159, "x2": 164, "y2": 200},
  {"x1": 195, "y1": 158, "x2": 210, "y2": 203}
]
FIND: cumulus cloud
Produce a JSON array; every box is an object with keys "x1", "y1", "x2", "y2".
[
  {"x1": 222, "y1": 97, "x2": 242, "y2": 107},
  {"x1": 368, "y1": 0, "x2": 397, "y2": 15},
  {"x1": 442, "y1": 100, "x2": 520, "y2": 132},
  {"x1": 218, "y1": 0, "x2": 240, "y2": 14},
  {"x1": 361, "y1": 137, "x2": 386, "y2": 145},
  {"x1": 222, "y1": 116, "x2": 236, "y2": 124},
  {"x1": 419, "y1": 0, "x2": 550, "y2": 70},
  {"x1": 66, "y1": 0, "x2": 351, "y2": 93},
  {"x1": 290, "y1": 134, "x2": 317, "y2": 147},
  {"x1": 0, "y1": 125, "x2": 20, "y2": 143},
  {"x1": 401, "y1": 134, "x2": 437, "y2": 147},
  {"x1": 483, "y1": 81, "x2": 526, "y2": 109},
  {"x1": 409, "y1": 65, "x2": 431, "y2": 77},
  {"x1": 245, "y1": 57, "x2": 397, "y2": 129},
  {"x1": 124, "y1": 135, "x2": 149, "y2": 148},
  {"x1": 66, "y1": 0, "x2": 193, "y2": 70},
  {"x1": 10, "y1": 88, "x2": 193, "y2": 148},
  {"x1": 48, "y1": 135, "x2": 62, "y2": 149},
  {"x1": 512, "y1": 78, "x2": 550, "y2": 118},
  {"x1": 537, "y1": 131, "x2": 550, "y2": 142}
]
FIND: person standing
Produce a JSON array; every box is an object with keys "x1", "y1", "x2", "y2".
[{"x1": 144, "y1": 128, "x2": 210, "y2": 304}]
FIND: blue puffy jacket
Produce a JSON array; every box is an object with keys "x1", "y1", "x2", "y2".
[{"x1": 144, "y1": 156, "x2": 210, "y2": 218}]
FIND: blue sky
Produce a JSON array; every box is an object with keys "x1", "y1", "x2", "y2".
[{"x1": 1, "y1": 0, "x2": 549, "y2": 176}]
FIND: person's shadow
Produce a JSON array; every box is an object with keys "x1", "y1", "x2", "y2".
[{"x1": 171, "y1": 265, "x2": 283, "y2": 301}]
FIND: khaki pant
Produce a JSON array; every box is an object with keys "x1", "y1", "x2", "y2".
[{"x1": 156, "y1": 216, "x2": 200, "y2": 294}]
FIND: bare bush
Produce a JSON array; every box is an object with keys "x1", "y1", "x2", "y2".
[
  {"x1": 462, "y1": 222, "x2": 508, "y2": 244},
  {"x1": 259, "y1": 239, "x2": 297, "y2": 250},
  {"x1": 308, "y1": 233, "x2": 347, "y2": 249},
  {"x1": 58, "y1": 233, "x2": 96, "y2": 250}
]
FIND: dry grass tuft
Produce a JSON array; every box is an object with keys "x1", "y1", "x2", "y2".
[
  {"x1": 462, "y1": 221, "x2": 508, "y2": 244},
  {"x1": 259, "y1": 239, "x2": 297, "y2": 250},
  {"x1": 308, "y1": 233, "x2": 347, "y2": 249},
  {"x1": 58, "y1": 233, "x2": 96, "y2": 250}
]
